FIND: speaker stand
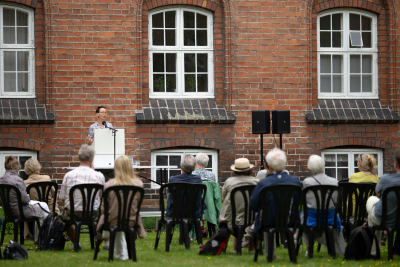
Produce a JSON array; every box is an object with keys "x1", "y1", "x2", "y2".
[
  {"x1": 280, "y1": 133, "x2": 283, "y2": 149},
  {"x1": 259, "y1": 134, "x2": 264, "y2": 170}
]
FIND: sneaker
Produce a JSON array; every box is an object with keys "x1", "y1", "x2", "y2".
[
  {"x1": 103, "y1": 245, "x2": 109, "y2": 250},
  {"x1": 241, "y1": 236, "x2": 250, "y2": 248},
  {"x1": 70, "y1": 243, "x2": 83, "y2": 251}
]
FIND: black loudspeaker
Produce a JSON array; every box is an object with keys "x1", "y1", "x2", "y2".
[
  {"x1": 252, "y1": 110, "x2": 270, "y2": 134},
  {"x1": 272, "y1": 110, "x2": 290, "y2": 134}
]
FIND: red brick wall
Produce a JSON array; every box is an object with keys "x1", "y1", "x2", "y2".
[{"x1": 0, "y1": 0, "x2": 399, "y2": 207}]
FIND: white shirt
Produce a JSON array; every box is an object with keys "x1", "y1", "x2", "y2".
[{"x1": 59, "y1": 166, "x2": 105, "y2": 211}]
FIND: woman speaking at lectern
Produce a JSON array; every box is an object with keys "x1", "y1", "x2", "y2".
[{"x1": 87, "y1": 106, "x2": 113, "y2": 145}]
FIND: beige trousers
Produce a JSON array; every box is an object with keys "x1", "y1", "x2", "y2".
[{"x1": 366, "y1": 196, "x2": 382, "y2": 256}]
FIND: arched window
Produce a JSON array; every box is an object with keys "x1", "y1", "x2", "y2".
[
  {"x1": 149, "y1": 6, "x2": 214, "y2": 98},
  {"x1": 318, "y1": 9, "x2": 377, "y2": 99}
]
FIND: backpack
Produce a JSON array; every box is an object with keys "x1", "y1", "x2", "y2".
[
  {"x1": 37, "y1": 212, "x2": 66, "y2": 251},
  {"x1": 3, "y1": 240, "x2": 28, "y2": 260},
  {"x1": 198, "y1": 226, "x2": 230, "y2": 255},
  {"x1": 344, "y1": 225, "x2": 380, "y2": 260}
]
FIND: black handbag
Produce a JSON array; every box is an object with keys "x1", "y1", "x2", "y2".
[{"x1": 3, "y1": 240, "x2": 28, "y2": 260}]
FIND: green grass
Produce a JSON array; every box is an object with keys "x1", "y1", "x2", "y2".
[{"x1": 0, "y1": 231, "x2": 398, "y2": 267}]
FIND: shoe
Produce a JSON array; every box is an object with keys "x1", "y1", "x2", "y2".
[
  {"x1": 241, "y1": 236, "x2": 250, "y2": 248},
  {"x1": 103, "y1": 245, "x2": 109, "y2": 250},
  {"x1": 70, "y1": 243, "x2": 83, "y2": 251},
  {"x1": 247, "y1": 250, "x2": 255, "y2": 254},
  {"x1": 304, "y1": 251, "x2": 308, "y2": 257}
]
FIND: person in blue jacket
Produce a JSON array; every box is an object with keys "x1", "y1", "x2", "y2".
[{"x1": 250, "y1": 148, "x2": 301, "y2": 258}]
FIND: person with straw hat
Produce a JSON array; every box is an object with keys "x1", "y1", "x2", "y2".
[{"x1": 218, "y1": 158, "x2": 259, "y2": 253}]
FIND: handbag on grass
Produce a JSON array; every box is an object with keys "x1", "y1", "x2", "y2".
[{"x1": 3, "y1": 240, "x2": 28, "y2": 260}]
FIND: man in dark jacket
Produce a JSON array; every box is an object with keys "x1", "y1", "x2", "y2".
[{"x1": 250, "y1": 148, "x2": 301, "y2": 258}]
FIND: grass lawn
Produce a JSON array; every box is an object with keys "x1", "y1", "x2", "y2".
[{"x1": 0, "y1": 231, "x2": 398, "y2": 267}]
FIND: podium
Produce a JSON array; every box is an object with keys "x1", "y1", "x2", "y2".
[{"x1": 92, "y1": 128, "x2": 125, "y2": 169}]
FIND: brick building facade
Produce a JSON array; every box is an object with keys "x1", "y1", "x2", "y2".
[{"x1": 0, "y1": 0, "x2": 399, "y2": 208}]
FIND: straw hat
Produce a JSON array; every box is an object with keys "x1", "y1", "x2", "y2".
[{"x1": 231, "y1": 158, "x2": 254, "y2": 172}]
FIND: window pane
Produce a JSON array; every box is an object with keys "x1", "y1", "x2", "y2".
[
  {"x1": 332, "y1": 55, "x2": 341, "y2": 73},
  {"x1": 18, "y1": 73, "x2": 28, "y2": 92},
  {"x1": 332, "y1": 14, "x2": 341, "y2": 30},
  {"x1": 165, "y1": 29, "x2": 175, "y2": 46},
  {"x1": 324, "y1": 154, "x2": 336, "y2": 166},
  {"x1": 185, "y1": 74, "x2": 196, "y2": 92},
  {"x1": 17, "y1": 11, "x2": 28, "y2": 26},
  {"x1": 350, "y1": 75, "x2": 361, "y2": 92},
  {"x1": 153, "y1": 53, "x2": 164, "y2": 72},
  {"x1": 362, "y1": 75, "x2": 372, "y2": 92},
  {"x1": 197, "y1": 13, "x2": 207, "y2": 28},
  {"x1": 320, "y1": 32, "x2": 331, "y2": 47},
  {"x1": 350, "y1": 14, "x2": 360, "y2": 30},
  {"x1": 337, "y1": 154, "x2": 348, "y2": 166},
  {"x1": 4, "y1": 73, "x2": 16, "y2": 92},
  {"x1": 337, "y1": 168, "x2": 349, "y2": 181},
  {"x1": 325, "y1": 168, "x2": 336, "y2": 178},
  {"x1": 320, "y1": 15, "x2": 330, "y2": 30},
  {"x1": 169, "y1": 170, "x2": 181, "y2": 177},
  {"x1": 166, "y1": 53, "x2": 176, "y2": 72},
  {"x1": 153, "y1": 74, "x2": 165, "y2": 92},
  {"x1": 152, "y1": 29, "x2": 164, "y2": 46},
  {"x1": 4, "y1": 51, "x2": 16, "y2": 71},
  {"x1": 350, "y1": 32, "x2": 362, "y2": 46},
  {"x1": 362, "y1": 55, "x2": 372, "y2": 73},
  {"x1": 152, "y1": 13, "x2": 163, "y2": 28},
  {"x1": 17, "y1": 27, "x2": 28, "y2": 44},
  {"x1": 332, "y1": 31, "x2": 341, "y2": 47},
  {"x1": 184, "y1": 30, "x2": 195, "y2": 46},
  {"x1": 184, "y1": 53, "x2": 195, "y2": 72},
  {"x1": 17, "y1": 51, "x2": 28, "y2": 71},
  {"x1": 196, "y1": 30, "x2": 207, "y2": 46},
  {"x1": 207, "y1": 155, "x2": 212, "y2": 168},
  {"x1": 320, "y1": 75, "x2": 331, "y2": 93},
  {"x1": 320, "y1": 55, "x2": 331, "y2": 73},
  {"x1": 184, "y1": 11, "x2": 195, "y2": 28},
  {"x1": 4, "y1": 27, "x2": 15, "y2": 44},
  {"x1": 169, "y1": 156, "x2": 181, "y2": 166},
  {"x1": 350, "y1": 55, "x2": 360, "y2": 73},
  {"x1": 197, "y1": 53, "x2": 208, "y2": 72},
  {"x1": 197, "y1": 74, "x2": 208, "y2": 92},
  {"x1": 362, "y1": 32, "x2": 371, "y2": 48},
  {"x1": 166, "y1": 74, "x2": 176, "y2": 92},
  {"x1": 332, "y1": 75, "x2": 342, "y2": 93},
  {"x1": 3, "y1": 8, "x2": 15, "y2": 26},
  {"x1": 165, "y1": 11, "x2": 175, "y2": 28},
  {"x1": 362, "y1": 16, "x2": 371, "y2": 31}
]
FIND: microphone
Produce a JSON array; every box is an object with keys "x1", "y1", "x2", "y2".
[{"x1": 102, "y1": 121, "x2": 108, "y2": 128}]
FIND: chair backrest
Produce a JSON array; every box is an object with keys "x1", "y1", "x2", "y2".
[
  {"x1": 102, "y1": 185, "x2": 145, "y2": 231},
  {"x1": 258, "y1": 184, "x2": 302, "y2": 231},
  {"x1": 69, "y1": 183, "x2": 103, "y2": 223},
  {"x1": 230, "y1": 185, "x2": 256, "y2": 230},
  {"x1": 0, "y1": 184, "x2": 26, "y2": 221},
  {"x1": 302, "y1": 185, "x2": 341, "y2": 229},
  {"x1": 338, "y1": 182, "x2": 376, "y2": 226},
  {"x1": 379, "y1": 185, "x2": 400, "y2": 230},
  {"x1": 26, "y1": 181, "x2": 58, "y2": 213},
  {"x1": 159, "y1": 182, "x2": 206, "y2": 222}
]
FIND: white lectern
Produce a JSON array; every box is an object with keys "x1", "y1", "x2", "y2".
[{"x1": 92, "y1": 128, "x2": 125, "y2": 169}]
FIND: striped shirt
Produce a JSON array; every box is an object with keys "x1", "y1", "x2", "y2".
[
  {"x1": 59, "y1": 166, "x2": 105, "y2": 211},
  {"x1": 88, "y1": 122, "x2": 113, "y2": 139}
]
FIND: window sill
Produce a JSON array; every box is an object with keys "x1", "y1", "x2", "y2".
[
  {"x1": 305, "y1": 99, "x2": 400, "y2": 124},
  {"x1": 135, "y1": 99, "x2": 236, "y2": 124},
  {"x1": 0, "y1": 99, "x2": 55, "y2": 124}
]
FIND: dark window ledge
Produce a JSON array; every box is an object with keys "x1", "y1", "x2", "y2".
[
  {"x1": 0, "y1": 99, "x2": 55, "y2": 124},
  {"x1": 306, "y1": 99, "x2": 400, "y2": 124},
  {"x1": 135, "y1": 99, "x2": 236, "y2": 124}
]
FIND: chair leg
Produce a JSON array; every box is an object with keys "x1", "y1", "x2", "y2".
[
  {"x1": 0, "y1": 220, "x2": 6, "y2": 246},
  {"x1": 326, "y1": 227, "x2": 336, "y2": 259},
  {"x1": 275, "y1": 232, "x2": 280, "y2": 248},
  {"x1": 317, "y1": 243, "x2": 322, "y2": 252},
  {"x1": 126, "y1": 231, "x2": 132, "y2": 260},
  {"x1": 182, "y1": 221, "x2": 190, "y2": 250},
  {"x1": 308, "y1": 228, "x2": 315, "y2": 258},
  {"x1": 94, "y1": 239, "x2": 102, "y2": 260},
  {"x1": 20, "y1": 222, "x2": 24, "y2": 245},
  {"x1": 281, "y1": 232, "x2": 287, "y2": 249},
  {"x1": 267, "y1": 230, "x2": 275, "y2": 263},
  {"x1": 154, "y1": 221, "x2": 163, "y2": 250},
  {"x1": 165, "y1": 222, "x2": 173, "y2": 252},
  {"x1": 237, "y1": 226, "x2": 244, "y2": 256},
  {"x1": 129, "y1": 230, "x2": 137, "y2": 262},
  {"x1": 195, "y1": 219, "x2": 203, "y2": 245},
  {"x1": 74, "y1": 222, "x2": 82, "y2": 252},
  {"x1": 387, "y1": 229, "x2": 394, "y2": 261},
  {"x1": 286, "y1": 230, "x2": 297, "y2": 264},
  {"x1": 296, "y1": 228, "x2": 303, "y2": 256},
  {"x1": 253, "y1": 233, "x2": 259, "y2": 262},
  {"x1": 13, "y1": 222, "x2": 18, "y2": 243},
  {"x1": 108, "y1": 229, "x2": 116, "y2": 262}
]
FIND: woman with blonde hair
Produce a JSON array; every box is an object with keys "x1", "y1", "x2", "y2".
[
  {"x1": 96, "y1": 155, "x2": 147, "y2": 260},
  {"x1": 349, "y1": 154, "x2": 379, "y2": 183}
]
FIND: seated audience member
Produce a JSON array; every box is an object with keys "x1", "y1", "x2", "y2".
[
  {"x1": 97, "y1": 155, "x2": 147, "y2": 260},
  {"x1": 250, "y1": 148, "x2": 301, "y2": 258},
  {"x1": 0, "y1": 156, "x2": 49, "y2": 240},
  {"x1": 192, "y1": 153, "x2": 216, "y2": 181},
  {"x1": 23, "y1": 158, "x2": 61, "y2": 239},
  {"x1": 218, "y1": 158, "x2": 259, "y2": 253},
  {"x1": 366, "y1": 148, "x2": 400, "y2": 256},
  {"x1": 349, "y1": 154, "x2": 379, "y2": 184},
  {"x1": 301, "y1": 155, "x2": 345, "y2": 256},
  {"x1": 59, "y1": 144, "x2": 105, "y2": 250}
]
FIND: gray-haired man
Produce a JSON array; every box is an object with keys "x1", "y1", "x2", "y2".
[{"x1": 192, "y1": 152, "x2": 216, "y2": 181}]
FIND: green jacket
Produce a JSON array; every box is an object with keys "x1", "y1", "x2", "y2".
[{"x1": 202, "y1": 181, "x2": 222, "y2": 225}]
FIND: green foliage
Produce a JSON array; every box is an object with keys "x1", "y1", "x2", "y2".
[
  {"x1": 154, "y1": 76, "x2": 170, "y2": 90},
  {"x1": 142, "y1": 217, "x2": 158, "y2": 230},
  {"x1": 185, "y1": 76, "x2": 196, "y2": 90},
  {"x1": 0, "y1": 207, "x2": 14, "y2": 234}
]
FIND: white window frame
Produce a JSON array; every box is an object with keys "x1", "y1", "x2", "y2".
[
  {"x1": 321, "y1": 148, "x2": 383, "y2": 181},
  {"x1": 149, "y1": 6, "x2": 214, "y2": 99},
  {"x1": 0, "y1": 150, "x2": 37, "y2": 178},
  {"x1": 151, "y1": 148, "x2": 218, "y2": 189},
  {"x1": 317, "y1": 9, "x2": 378, "y2": 99},
  {"x1": 0, "y1": 4, "x2": 35, "y2": 98}
]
